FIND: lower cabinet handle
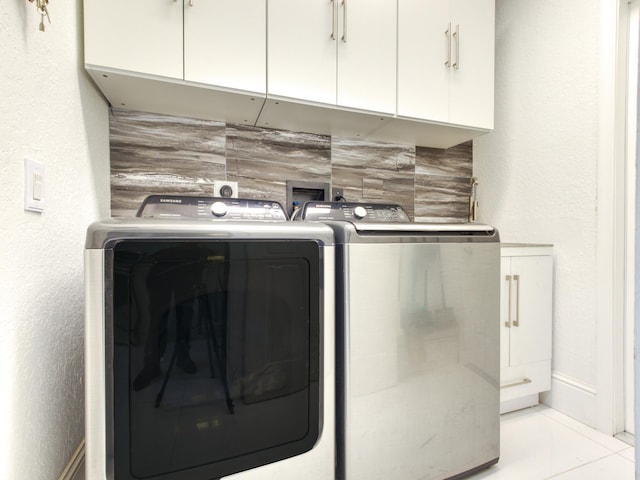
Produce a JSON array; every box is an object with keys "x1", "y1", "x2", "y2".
[
  {"x1": 330, "y1": 0, "x2": 336, "y2": 40},
  {"x1": 444, "y1": 23, "x2": 451, "y2": 67},
  {"x1": 341, "y1": 0, "x2": 347, "y2": 42},
  {"x1": 513, "y1": 274, "x2": 520, "y2": 327},
  {"x1": 501, "y1": 378, "x2": 532, "y2": 389},
  {"x1": 505, "y1": 274, "x2": 512, "y2": 327},
  {"x1": 452, "y1": 24, "x2": 460, "y2": 69}
]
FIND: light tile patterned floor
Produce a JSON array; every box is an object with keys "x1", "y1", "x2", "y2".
[
  {"x1": 75, "y1": 405, "x2": 635, "y2": 479},
  {"x1": 470, "y1": 405, "x2": 635, "y2": 480}
]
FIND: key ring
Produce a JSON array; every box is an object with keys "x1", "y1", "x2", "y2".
[{"x1": 27, "y1": 0, "x2": 51, "y2": 32}]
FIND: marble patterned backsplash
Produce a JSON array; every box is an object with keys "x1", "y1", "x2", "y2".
[{"x1": 110, "y1": 108, "x2": 474, "y2": 222}]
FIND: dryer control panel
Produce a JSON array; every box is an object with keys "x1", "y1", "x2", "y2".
[
  {"x1": 301, "y1": 202, "x2": 410, "y2": 223},
  {"x1": 137, "y1": 195, "x2": 287, "y2": 221}
]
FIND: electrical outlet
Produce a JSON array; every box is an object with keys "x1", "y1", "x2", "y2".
[{"x1": 213, "y1": 181, "x2": 238, "y2": 198}]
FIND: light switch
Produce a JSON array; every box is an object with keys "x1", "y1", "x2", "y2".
[
  {"x1": 24, "y1": 158, "x2": 45, "y2": 213},
  {"x1": 32, "y1": 171, "x2": 43, "y2": 201}
]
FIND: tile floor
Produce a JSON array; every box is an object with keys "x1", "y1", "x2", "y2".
[
  {"x1": 73, "y1": 405, "x2": 635, "y2": 480},
  {"x1": 470, "y1": 405, "x2": 635, "y2": 480}
]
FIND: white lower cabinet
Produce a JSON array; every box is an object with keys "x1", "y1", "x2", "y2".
[{"x1": 500, "y1": 245, "x2": 553, "y2": 414}]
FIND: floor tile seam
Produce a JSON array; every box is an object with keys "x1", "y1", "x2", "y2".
[
  {"x1": 537, "y1": 408, "x2": 630, "y2": 454},
  {"x1": 498, "y1": 405, "x2": 547, "y2": 424},
  {"x1": 542, "y1": 451, "x2": 623, "y2": 479},
  {"x1": 614, "y1": 449, "x2": 636, "y2": 463}
]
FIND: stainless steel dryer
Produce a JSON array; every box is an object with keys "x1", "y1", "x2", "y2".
[
  {"x1": 85, "y1": 196, "x2": 335, "y2": 480},
  {"x1": 301, "y1": 202, "x2": 500, "y2": 480}
]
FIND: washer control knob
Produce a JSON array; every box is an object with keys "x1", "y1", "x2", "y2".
[
  {"x1": 353, "y1": 206, "x2": 367, "y2": 219},
  {"x1": 211, "y1": 201, "x2": 228, "y2": 217}
]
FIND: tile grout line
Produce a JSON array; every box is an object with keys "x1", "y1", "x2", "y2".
[
  {"x1": 537, "y1": 407, "x2": 633, "y2": 455},
  {"x1": 543, "y1": 451, "x2": 622, "y2": 479}
]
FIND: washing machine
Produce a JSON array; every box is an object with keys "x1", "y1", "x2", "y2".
[
  {"x1": 85, "y1": 196, "x2": 335, "y2": 480},
  {"x1": 300, "y1": 201, "x2": 500, "y2": 480}
]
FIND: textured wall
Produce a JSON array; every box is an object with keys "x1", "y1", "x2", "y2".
[
  {"x1": 473, "y1": 0, "x2": 600, "y2": 422},
  {"x1": 110, "y1": 109, "x2": 474, "y2": 221},
  {"x1": 0, "y1": 1, "x2": 110, "y2": 479}
]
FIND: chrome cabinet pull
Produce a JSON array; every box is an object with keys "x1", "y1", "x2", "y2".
[
  {"x1": 341, "y1": 0, "x2": 347, "y2": 42},
  {"x1": 331, "y1": 0, "x2": 336, "y2": 39},
  {"x1": 444, "y1": 22, "x2": 451, "y2": 67},
  {"x1": 452, "y1": 24, "x2": 460, "y2": 69},
  {"x1": 501, "y1": 378, "x2": 532, "y2": 389},
  {"x1": 505, "y1": 274, "x2": 512, "y2": 327},
  {"x1": 513, "y1": 274, "x2": 520, "y2": 327}
]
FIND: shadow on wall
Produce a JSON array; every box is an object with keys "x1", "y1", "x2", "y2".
[{"x1": 109, "y1": 108, "x2": 474, "y2": 222}]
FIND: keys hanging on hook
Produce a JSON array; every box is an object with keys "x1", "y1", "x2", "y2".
[{"x1": 31, "y1": 0, "x2": 51, "y2": 32}]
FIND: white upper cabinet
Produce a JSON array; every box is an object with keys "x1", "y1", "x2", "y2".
[
  {"x1": 449, "y1": 0, "x2": 495, "y2": 128},
  {"x1": 267, "y1": 0, "x2": 337, "y2": 105},
  {"x1": 84, "y1": 0, "x2": 183, "y2": 79},
  {"x1": 184, "y1": 0, "x2": 266, "y2": 94},
  {"x1": 85, "y1": 0, "x2": 266, "y2": 94},
  {"x1": 84, "y1": 0, "x2": 494, "y2": 147},
  {"x1": 336, "y1": 0, "x2": 397, "y2": 113},
  {"x1": 268, "y1": 0, "x2": 396, "y2": 114},
  {"x1": 398, "y1": 0, "x2": 495, "y2": 129},
  {"x1": 397, "y1": 0, "x2": 450, "y2": 123}
]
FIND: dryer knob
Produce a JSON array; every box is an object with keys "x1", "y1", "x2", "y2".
[
  {"x1": 353, "y1": 206, "x2": 367, "y2": 219},
  {"x1": 211, "y1": 201, "x2": 228, "y2": 217}
]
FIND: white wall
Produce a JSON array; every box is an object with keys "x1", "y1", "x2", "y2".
[
  {"x1": 474, "y1": 0, "x2": 606, "y2": 427},
  {"x1": 0, "y1": 1, "x2": 109, "y2": 479}
]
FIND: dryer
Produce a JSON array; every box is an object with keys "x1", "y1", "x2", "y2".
[
  {"x1": 301, "y1": 201, "x2": 500, "y2": 480},
  {"x1": 85, "y1": 196, "x2": 335, "y2": 480}
]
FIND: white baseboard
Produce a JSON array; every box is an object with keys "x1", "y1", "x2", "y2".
[
  {"x1": 500, "y1": 393, "x2": 540, "y2": 414},
  {"x1": 57, "y1": 439, "x2": 85, "y2": 480},
  {"x1": 540, "y1": 371, "x2": 597, "y2": 428}
]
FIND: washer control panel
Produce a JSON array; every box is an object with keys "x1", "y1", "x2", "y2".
[
  {"x1": 137, "y1": 195, "x2": 287, "y2": 220},
  {"x1": 301, "y1": 202, "x2": 410, "y2": 223}
]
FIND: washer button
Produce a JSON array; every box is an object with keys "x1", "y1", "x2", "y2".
[
  {"x1": 211, "y1": 201, "x2": 228, "y2": 217},
  {"x1": 353, "y1": 206, "x2": 367, "y2": 219}
]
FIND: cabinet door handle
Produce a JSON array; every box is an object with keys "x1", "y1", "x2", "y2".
[
  {"x1": 501, "y1": 378, "x2": 532, "y2": 389},
  {"x1": 513, "y1": 274, "x2": 520, "y2": 327},
  {"x1": 444, "y1": 23, "x2": 451, "y2": 67},
  {"x1": 452, "y1": 24, "x2": 460, "y2": 69},
  {"x1": 341, "y1": 0, "x2": 347, "y2": 42},
  {"x1": 505, "y1": 274, "x2": 512, "y2": 327},
  {"x1": 331, "y1": 0, "x2": 336, "y2": 40},
  {"x1": 189, "y1": 0, "x2": 193, "y2": 6}
]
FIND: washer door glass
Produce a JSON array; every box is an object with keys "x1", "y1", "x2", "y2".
[{"x1": 111, "y1": 240, "x2": 321, "y2": 480}]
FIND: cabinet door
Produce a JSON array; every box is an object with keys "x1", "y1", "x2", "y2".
[
  {"x1": 449, "y1": 0, "x2": 495, "y2": 128},
  {"x1": 268, "y1": 0, "x2": 337, "y2": 104},
  {"x1": 507, "y1": 256, "x2": 553, "y2": 367},
  {"x1": 397, "y1": 0, "x2": 450, "y2": 122},
  {"x1": 84, "y1": 0, "x2": 182, "y2": 79},
  {"x1": 336, "y1": 0, "x2": 397, "y2": 113},
  {"x1": 184, "y1": 0, "x2": 266, "y2": 94}
]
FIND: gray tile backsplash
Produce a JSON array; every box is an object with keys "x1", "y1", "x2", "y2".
[
  {"x1": 225, "y1": 124, "x2": 332, "y2": 209},
  {"x1": 110, "y1": 109, "x2": 474, "y2": 221}
]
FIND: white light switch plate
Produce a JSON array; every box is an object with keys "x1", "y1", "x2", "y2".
[{"x1": 24, "y1": 158, "x2": 45, "y2": 213}]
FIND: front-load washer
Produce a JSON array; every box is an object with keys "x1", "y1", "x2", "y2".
[
  {"x1": 301, "y1": 201, "x2": 500, "y2": 480},
  {"x1": 85, "y1": 196, "x2": 335, "y2": 480}
]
